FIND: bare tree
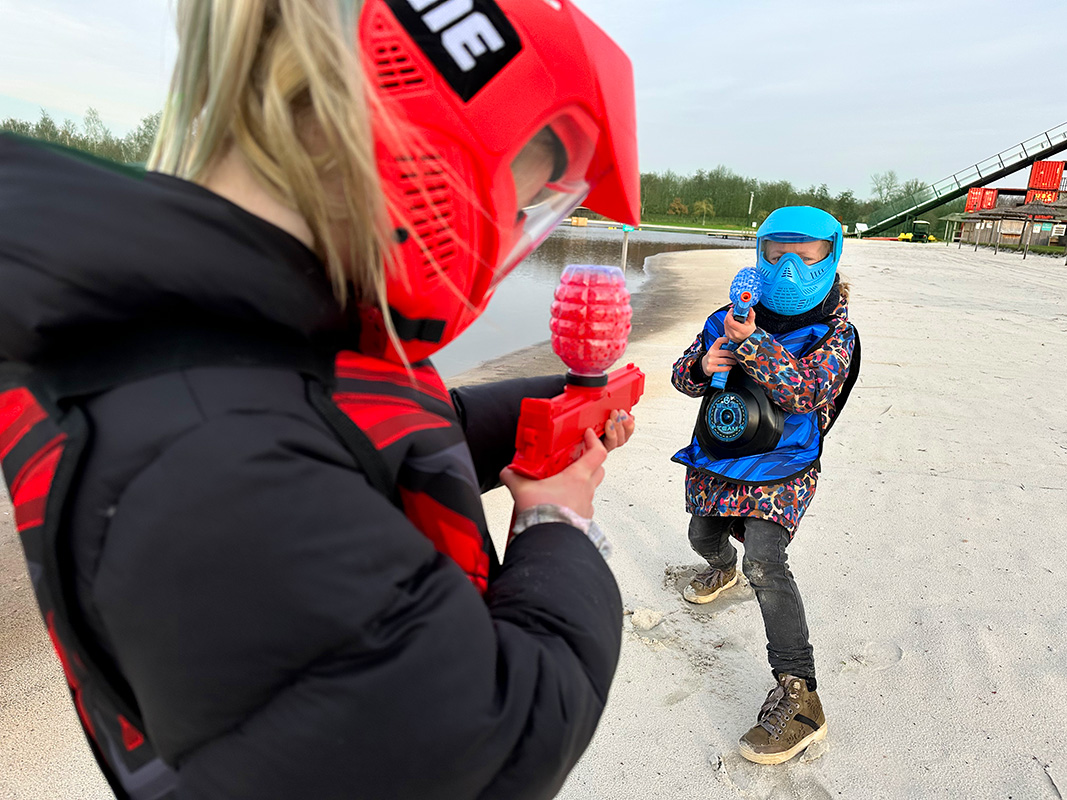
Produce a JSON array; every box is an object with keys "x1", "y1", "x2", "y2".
[
  {"x1": 870, "y1": 170, "x2": 900, "y2": 204},
  {"x1": 898, "y1": 178, "x2": 929, "y2": 202}
]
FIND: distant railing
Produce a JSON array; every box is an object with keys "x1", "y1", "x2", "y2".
[
  {"x1": 865, "y1": 121, "x2": 1067, "y2": 232},
  {"x1": 576, "y1": 217, "x2": 757, "y2": 239}
]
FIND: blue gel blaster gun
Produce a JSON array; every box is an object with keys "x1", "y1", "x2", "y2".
[{"x1": 709, "y1": 267, "x2": 762, "y2": 389}]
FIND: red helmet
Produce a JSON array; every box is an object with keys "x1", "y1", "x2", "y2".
[{"x1": 358, "y1": 0, "x2": 640, "y2": 363}]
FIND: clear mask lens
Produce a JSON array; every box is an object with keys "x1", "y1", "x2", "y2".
[
  {"x1": 494, "y1": 183, "x2": 590, "y2": 284},
  {"x1": 760, "y1": 237, "x2": 832, "y2": 268},
  {"x1": 491, "y1": 121, "x2": 596, "y2": 287}
]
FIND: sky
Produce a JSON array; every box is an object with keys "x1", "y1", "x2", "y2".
[{"x1": 0, "y1": 0, "x2": 1062, "y2": 198}]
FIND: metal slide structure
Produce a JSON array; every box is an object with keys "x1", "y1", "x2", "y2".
[{"x1": 861, "y1": 121, "x2": 1067, "y2": 236}]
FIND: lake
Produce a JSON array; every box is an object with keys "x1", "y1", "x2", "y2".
[{"x1": 433, "y1": 225, "x2": 752, "y2": 377}]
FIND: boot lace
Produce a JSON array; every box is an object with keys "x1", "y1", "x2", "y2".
[
  {"x1": 694, "y1": 566, "x2": 731, "y2": 589},
  {"x1": 757, "y1": 684, "x2": 797, "y2": 735}
]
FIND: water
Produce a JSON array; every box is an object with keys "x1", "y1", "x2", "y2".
[{"x1": 433, "y1": 225, "x2": 751, "y2": 377}]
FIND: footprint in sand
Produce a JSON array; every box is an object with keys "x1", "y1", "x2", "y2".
[
  {"x1": 662, "y1": 677, "x2": 703, "y2": 707},
  {"x1": 841, "y1": 640, "x2": 904, "y2": 672},
  {"x1": 663, "y1": 563, "x2": 754, "y2": 615},
  {"x1": 662, "y1": 688, "x2": 692, "y2": 706},
  {"x1": 715, "y1": 751, "x2": 834, "y2": 798}
]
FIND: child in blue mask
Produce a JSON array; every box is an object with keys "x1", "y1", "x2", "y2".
[{"x1": 670, "y1": 205, "x2": 861, "y2": 764}]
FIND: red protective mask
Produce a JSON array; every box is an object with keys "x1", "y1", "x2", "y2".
[{"x1": 358, "y1": 0, "x2": 640, "y2": 363}]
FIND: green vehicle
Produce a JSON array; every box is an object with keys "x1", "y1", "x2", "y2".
[{"x1": 898, "y1": 219, "x2": 936, "y2": 243}]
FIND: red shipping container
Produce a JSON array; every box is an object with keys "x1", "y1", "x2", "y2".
[
  {"x1": 1027, "y1": 160, "x2": 1065, "y2": 190},
  {"x1": 1025, "y1": 189, "x2": 1058, "y2": 204},
  {"x1": 965, "y1": 187, "x2": 984, "y2": 212},
  {"x1": 981, "y1": 188, "x2": 998, "y2": 209}
]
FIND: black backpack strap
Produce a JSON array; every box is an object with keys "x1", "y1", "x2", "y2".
[
  {"x1": 822, "y1": 324, "x2": 861, "y2": 436},
  {"x1": 306, "y1": 380, "x2": 401, "y2": 508},
  {"x1": 1, "y1": 372, "x2": 178, "y2": 800},
  {"x1": 1, "y1": 330, "x2": 400, "y2": 800}
]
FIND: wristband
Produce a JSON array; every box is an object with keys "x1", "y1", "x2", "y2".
[{"x1": 510, "y1": 504, "x2": 612, "y2": 559}]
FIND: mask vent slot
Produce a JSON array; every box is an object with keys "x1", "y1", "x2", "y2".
[
  {"x1": 396, "y1": 154, "x2": 457, "y2": 281},
  {"x1": 367, "y1": 13, "x2": 427, "y2": 92}
]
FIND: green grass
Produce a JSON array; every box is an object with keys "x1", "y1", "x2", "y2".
[{"x1": 635, "y1": 214, "x2": 756, "y2": 231}]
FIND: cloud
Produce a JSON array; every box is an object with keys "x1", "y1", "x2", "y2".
[
  {"x1": 1, "y1": 0, "x2": 1062, "y2": 195},
  {"x1": 574, "y1": 0, "x2": 1066, "y2": 193},
  {"x1": 0, "y1": 0, "x2": 176, "y2": 132}
]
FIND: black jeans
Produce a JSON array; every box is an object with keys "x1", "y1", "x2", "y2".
[{"x1": 688, "y1": 514, "x2": 815, "y2": 681}]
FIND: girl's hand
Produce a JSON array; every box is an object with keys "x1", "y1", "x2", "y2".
[
  {"x1": 723, "y1": 306, "x2": 757, "y2": 343},
  {"x1": 500, "y1": 429, "x2": 607, "y2": 518},
  {"x1": 601, "y1": 409, "x2": 635, "y2": 452},
  {"x1": 700, "y1": 336, "x2": 738, "y2": 375}
]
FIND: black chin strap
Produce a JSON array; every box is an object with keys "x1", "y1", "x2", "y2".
[{"x1": 391, "y1": 308, "x2": 446, "y2": 344}]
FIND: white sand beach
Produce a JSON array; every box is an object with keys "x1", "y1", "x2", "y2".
[{"x1": 3, "y1": 239, "x2": 1066, "y2": 799}]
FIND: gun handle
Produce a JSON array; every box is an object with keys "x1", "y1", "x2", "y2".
[
  {"x1": 708, "y1": 340, "x2": 739, "y2": 390},
  {"x1": 508, "y1": 364, "x2": 645, "y2": 480}
]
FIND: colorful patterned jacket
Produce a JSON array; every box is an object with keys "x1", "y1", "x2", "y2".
[{"x1": 670, "y1": 295, "x2": 858, "y2": 537}]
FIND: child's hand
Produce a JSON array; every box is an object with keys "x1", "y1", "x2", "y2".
[
  {"x1": 700, "y1": 337, "x2": 738, "y2": 375},
  {"x1": 724, "y1": 307, "x2": 757, "y2": 343},
  {"x1": 601, "y1": 409, "x2": 635, "y2": 452}
]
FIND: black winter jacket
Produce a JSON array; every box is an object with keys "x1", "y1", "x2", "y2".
[{"x1": 0, "y1": 134, "x2": 622, "y2": 799}]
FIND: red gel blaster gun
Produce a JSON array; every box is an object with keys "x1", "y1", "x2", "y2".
[{"x1": 508, "y1": 264, "x2": 645, "y2": 480}]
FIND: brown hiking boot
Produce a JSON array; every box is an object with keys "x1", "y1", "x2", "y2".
[
  {"x1": 738, "y1": 674, "x2": 827, "y2": 764},
  {"x1": 682, "y1": 564, "x2": 738, "y2": 604}
]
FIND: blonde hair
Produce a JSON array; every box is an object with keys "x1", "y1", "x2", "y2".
[{"x1": 149, "y1": 0, "x2": 390, "y2": 313}]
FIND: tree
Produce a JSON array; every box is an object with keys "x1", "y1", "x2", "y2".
[
  {"x1": 1, "y1": 107, "x2": 161, "y2": 165},
  {"x1": 833, "y1": 189, "x2": 860, "y2": 225},
  {"x1": 667, "y1": 196, "x2": 688, "y2": 216},
  {"x1": 897, "y1": 177, "x2": 931, "y2": 206},
  {"x1": 0, "y1": 116, "x2": 31, "y2": 136},
  {"x1": 123, "y1": 112, "x2": 161, "y2": 164},
  {"x1": 797, "y1": 183, "x2": 832, "y2": 211},
  {"x1": 756, "y1": 179, "x2": 797, "y2": 215},
  {"x1": 611, "y1": 165, "x2": 886, "y2": 227},
  {"x1": 692, "y1": 198, "x2": 714, "y2": 225},
  {"x1": 870, "y1": 170, "x2": 900, "y2": 204}
]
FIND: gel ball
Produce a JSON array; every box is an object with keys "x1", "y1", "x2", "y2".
[{"x1": 550, "y1": 264, "x2": 632, "y2": 375}]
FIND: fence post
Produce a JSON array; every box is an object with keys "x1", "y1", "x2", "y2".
[{"x1": 620, "y1": 224, "x2": 634, "y2": 273}]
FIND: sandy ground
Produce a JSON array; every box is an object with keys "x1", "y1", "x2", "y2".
[{"x1": 3, "y1": 240, "x2": 1067, "y2": 799}]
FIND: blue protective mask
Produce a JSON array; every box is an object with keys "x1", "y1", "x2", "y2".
[
  {"x1": 757, "y1": 248, "x2": 836, "y2": 315},
  {"x1": 755, "y1": 206, "x2": 842, "y2": 315}
]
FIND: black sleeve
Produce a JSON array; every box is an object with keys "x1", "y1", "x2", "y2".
[
  {"x1": 92, "y1": 412, "x2": 620, "y2": 800},
  {"x1": 449, "y1": 375, "x2": 566, "y2": 492}
]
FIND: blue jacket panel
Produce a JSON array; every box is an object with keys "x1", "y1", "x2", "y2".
[{"x1": 672, "y1": 309, "x2": 831, "y2": 484}]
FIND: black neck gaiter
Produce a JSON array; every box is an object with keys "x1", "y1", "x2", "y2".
[{"x1": 754, "y1": 276, "x2": 841, "y2": 334}]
